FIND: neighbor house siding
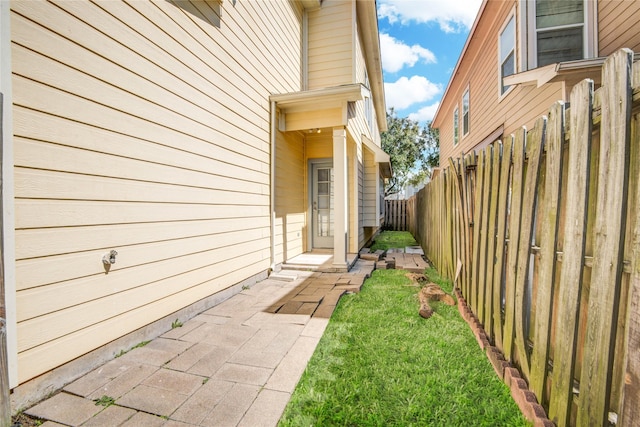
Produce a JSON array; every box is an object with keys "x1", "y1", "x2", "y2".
[
  {"x1": 437, "y1": 0, "x2": 640, "y2": 166},
  {"x1": 436, "y1": 0, "x2": 563, "y2": 165},
  {"x1": 307, "y1": 0, "x2": 354, "y2": 90},
  {"x1": 598, "y1": 0, "x2": 640, "y2": 56},
  {"x1": 12, "y1": 0, "x2": 302, "y2": 384}
]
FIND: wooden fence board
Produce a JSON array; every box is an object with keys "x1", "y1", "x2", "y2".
[
  {"x1": 503, "y1": 128, "x2": 526, "y2": 361},
  {"x1": 514, "y1": 116, "x2": 546, "y2": 380},
  {"x1": 471, "y1": 151, "x2": 486, "y2": 313},
  {"x1": 446, "y1": 169, "x2": 455, "y2": 277},
  {"x1": 530, "y1": 101, "x2": 566, "y2": 400},
  {"x1": 385, "y1": 199, "x2": 408, "y2": 231},
  {"x1": 577, "y1": 48, "x2": 633, "y2": 427},
  {"x1": 484, "y1": 142, "x2": 502, "y2": 339},
  {"x1": 465, "y1": 152, "x2": 477, "y2": 297},
  {"x1": 492, "y1": 137, "x2": 513, "y2": 350},
  {"x1": 477, "y1": 146, "x2": 493, "y2": 324},
  {"x1": 548, "y1": 78, "x2": 594, "y2": 427},
  {"x1": 452, "y1": 157, "x2": 464, "y2": 291},
  {"x1": 410, "y1": 50, "x2": 639, "y2": 425},
  {"x1": 619, "y1": 104, "x2": 640, "y2": 427}
]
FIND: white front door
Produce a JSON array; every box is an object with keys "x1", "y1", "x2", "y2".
[{"x1": 311, "y1": 162, "x2": 334, "y2": 248}]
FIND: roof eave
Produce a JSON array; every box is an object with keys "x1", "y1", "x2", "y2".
[
  {"x1": 271, "y1": 84, "x2": 368, "y2": 112},
  {"x1": 357, "y1": 0, "x2": 388, "y2": 132},
  {"x1": 432, "y1": 0, "x2": 488, "y2": 128}
]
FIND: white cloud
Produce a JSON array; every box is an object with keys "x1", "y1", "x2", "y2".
[
  {"x1": 380, "y1": 33, "x2": 436, "y2": 73},
  {"x1": 378, "y1": 0, "x2": 482, "y2": 33},
  {"x1": 384, "y1": 75, "x2": 441, "y2": 110},
  {"x1": 408, "y1": 102, "x2": 440, "y2": 123}
]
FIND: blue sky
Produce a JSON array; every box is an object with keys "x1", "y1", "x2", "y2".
[{"x1": 377, "y1": 0, "x2": 483, "y2": 125}]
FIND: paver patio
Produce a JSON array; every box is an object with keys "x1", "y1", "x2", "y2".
[{"x1": 25, "y1": 259, "x2": 375, "y2": 427}]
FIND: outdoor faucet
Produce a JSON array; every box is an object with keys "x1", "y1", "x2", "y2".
[{"x1": 102, "y1": 250, "x2": 118, "y2": 265}]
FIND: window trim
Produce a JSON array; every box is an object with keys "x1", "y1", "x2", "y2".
[
  {"x1": 462, "y1": 87, "x2": 470, "y2": 137},
  {"x1": 520, "y1": 0, "x2": 597, "y2": 70},
  {"x1": 498, "y1": 11, "x2": 516, "y2": 97}
]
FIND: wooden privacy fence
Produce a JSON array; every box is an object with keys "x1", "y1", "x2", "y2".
[
  {"x1": 412, "y1": 49, "x2": 640, "y2": 426},
  {"x1": 384, "y1": 199, "x2": 409, "y2": 231}
]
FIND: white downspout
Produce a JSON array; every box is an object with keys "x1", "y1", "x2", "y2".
[{"x1": 270, "y1": 100, "x2": 277, "y2": 272}]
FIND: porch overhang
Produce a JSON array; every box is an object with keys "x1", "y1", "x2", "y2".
[
  {"x1": 270, "y1": 84, "x2": 369, "y2": 132},
  {"x1": 503, "y1": 58, "x2": 607, "y2": 88},
  {"x1": 362, "y1": 135, "x2": 392, "y2": 178}
]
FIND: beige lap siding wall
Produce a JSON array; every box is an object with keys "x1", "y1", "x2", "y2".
[{"x1": 12, "y1": 0, "x2": 302, "y2": 384}]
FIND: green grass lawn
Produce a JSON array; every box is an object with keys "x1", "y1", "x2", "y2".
[
  {"x1": 368, "y1": 230, "x2": 418, "y2": 252},
  {"x1": 279, "y1": 232, "x2": 528, "y2": 427}
]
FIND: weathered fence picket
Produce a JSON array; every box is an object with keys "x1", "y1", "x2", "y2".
[
  {"x1": 529, "y1": 101, "x2": 565, "y2": 401},
  {"x1": 577, "y1": 48, "x2": 633, "y2": 427},
  {"x1": 409, "y1": 49, "x2": 640, "y2": 426},
  {"x1": 384, "y1": 199, "x2": 408, "y2": 231}
]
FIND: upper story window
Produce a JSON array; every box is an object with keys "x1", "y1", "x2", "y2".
[
  {"x1": 364, "y1": 70, "x2": 373, "y2": 131},
  {"x1": 453, "y1": 107, "x2": 459, "y2": 146},
  {"x1": 499, "y1": 15, "x2": 516, "y2": 95},
  {"x1": 525, "y1": 0, "x2": 595, "y2": 69},
  {"x1": 365, "y1": 96, "x2": 373, "y2": 130},
  {"x1": 462, "y1": 88, "x2": 470, "y2": 136}
]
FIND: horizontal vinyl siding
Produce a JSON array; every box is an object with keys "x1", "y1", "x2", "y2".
[
  {"x1": 598, "y1": 0, "x2": 640, "y2": 56},
  {"x1": 12, "y1": 0, "x2": 302, "y2": 383},
  {"x1": 307, "y1": 0, "x2": 353, "y2": 90},
  {"x1": 274, "y1": 130, "x2": 306, "y2": 263},
  {"x1": 363, "y1": 149, "x2": 378, "y2": 226},
  {"x1": 352, "y1": 23, "x2": 381, "y2": 246}
]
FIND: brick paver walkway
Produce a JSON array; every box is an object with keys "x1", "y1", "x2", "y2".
[{"x1": 25, "y1": 259, "x2": 376, "y2": 427}]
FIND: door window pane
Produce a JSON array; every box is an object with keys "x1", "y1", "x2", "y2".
[
  {"x1": 318, "y1": 212, "x2": 330, "y2": 237},
  {"x1": 314, "y1": 165, "x2": 334, "y2": 240},
  {"x1": 317, "y1": 169, "x2": 329, "y2": 182},
  {"x1": 318, "y1": 182, "x2": 329, "y2": 196},
  {"x1": 318, "y1": 195, "x2": 329, "y2": 209}
]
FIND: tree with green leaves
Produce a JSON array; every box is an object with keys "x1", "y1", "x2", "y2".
[{"x1": 381, "y1": 108, "x2": 439, "y2": 197}]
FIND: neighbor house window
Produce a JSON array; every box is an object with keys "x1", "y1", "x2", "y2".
[
  {"x1": 462, "y1": 89, "x2": 469, "y2": 136},
  {"x1": 453, "y1": 107, "x2": 459, "y2": 146},
  {"x1": 526, "y1": 0, "x2": 596, "y2": 69},
  {"x1": 499, "y1": 15, "x2": 516, "y2": 94}
]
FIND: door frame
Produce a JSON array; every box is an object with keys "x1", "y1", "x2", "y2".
[{"x1": 308, "y1": 158, "x2": 333, "y2": 250}]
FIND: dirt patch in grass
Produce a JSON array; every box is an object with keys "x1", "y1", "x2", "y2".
[{"x1": 12, "y1": 412, "x2": 43, "y2": 427}]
